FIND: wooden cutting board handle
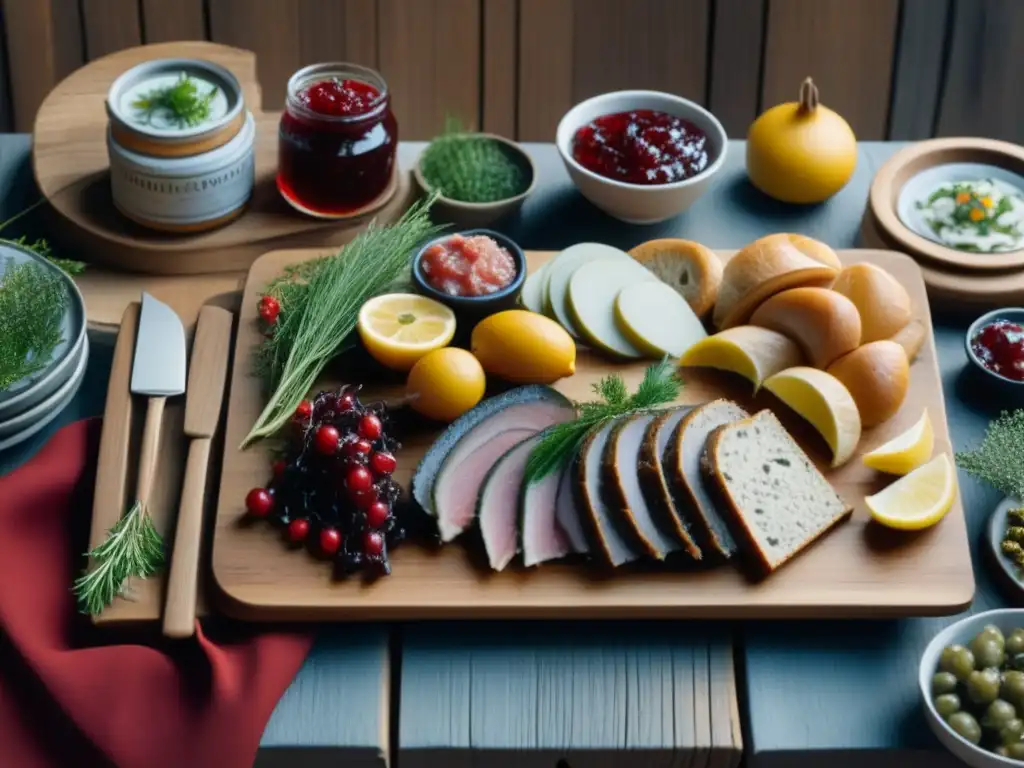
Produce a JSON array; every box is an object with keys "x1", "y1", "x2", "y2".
[
  {"x1": 135, "y1": 397, "x2": 167, "y2": 507},
  {"x1": 162, "y1": 438, "x2": 211, "y2": 637}
]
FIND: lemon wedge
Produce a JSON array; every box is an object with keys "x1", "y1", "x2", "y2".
[
  {"x1": 762, "y1": 366, "x2": 862, "y2": 467},
  {"x1": 865, "y1": 453, "x2": 956, "y2": 531},
  {"x1": 357, "y1": 293, "x2": 456, "y2": 371},
  {"x1": 679, "y1": 325, "x2": 803, "y2": 390},
  {"x1": 862, "y1": 410, "x2": 934, "y2": 475}
]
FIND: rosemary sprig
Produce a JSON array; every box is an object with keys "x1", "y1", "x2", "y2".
[
  {"x1": 524, "y1": 359, "x2": 683, "y2": 484},
  {"x1": 957, "y1": 409, "x2": 1024, "y2": 500},
  {"x1": 242, "y1": 194, "x2": 445, "y2": 446},
  {"x1": 72, "y1": 500, "x2": 165, "y2": 615},
  {"x1": 132, "y1": 72, "x2": 217, "y2": 128}
]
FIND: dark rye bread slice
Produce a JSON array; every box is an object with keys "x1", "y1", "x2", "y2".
[
  {"x1": 602, "y1": 414, "x2": 682, "y2": 560},
  {"x1": 637, "y1": 407, "x2": 702, "y2": 560},
  {"x1": 574, "y1": 420, "x2": 641, "y2": 567},
  {"x1": 702, "y1": 409, "x2": 853, "y2": 577},
  {"x1": 664, "y1": 399, "x2": 747, "y2": 560}
]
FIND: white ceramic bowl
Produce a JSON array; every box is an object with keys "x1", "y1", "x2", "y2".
[
  {"x1": 920, "y1": 609, "x2": 1024, "y2": 766},
  {"x1": 555, "y1": 90, "x2": 727, "y2": 225}
]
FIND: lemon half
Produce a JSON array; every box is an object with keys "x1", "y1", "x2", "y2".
[
  {"x1": 357, "y1": 293, "x2": 456, "y2": 371},
  {"x1": 862, "y1": 410, "x2": 934, "y2": 475},
  {"x1": 865, "y1": 453, "x2": 956, "y2": 531}
]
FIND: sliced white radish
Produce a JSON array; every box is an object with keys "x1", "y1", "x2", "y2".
[
  {"x1": 520, "y1": 262, "x2": 550, "y2": 315},
  {"x1": 543, "y1": 243, "x2": 634, "y2": 336},
  {"x1": 614, "y1": 281, "x2": 708, "y2": 359},
  {"x1": 568, "y1": 259, "x2": 659, "y2": 359}
]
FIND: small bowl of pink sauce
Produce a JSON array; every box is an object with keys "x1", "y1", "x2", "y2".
[{"x1": 412, "y1": 229, "x2": 527, "y2": 320}]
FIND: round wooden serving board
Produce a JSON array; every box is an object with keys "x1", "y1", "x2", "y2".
[
  {"x1": 32, "y1": 41, "x2": 414, "y2": 276},
  {"x1": 211, "y1": 247, "x2": 973, "y2": 622}
]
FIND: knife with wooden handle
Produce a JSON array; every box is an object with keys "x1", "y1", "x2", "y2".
[{"x1": 162, "y1": 305, "x2": 234, "y2": 638}]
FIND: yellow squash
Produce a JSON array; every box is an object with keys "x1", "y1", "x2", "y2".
[
  {"x1": 470, "y1": 309, "x2": 576, "y2": 384},
  {"x1": 746, "y1": 77, "x2": 857, "y2": 204}
]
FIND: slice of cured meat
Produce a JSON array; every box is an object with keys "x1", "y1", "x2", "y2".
[
  {"x1": 478, "y1": 435, "x2": 540, "y2": 571},
  {"x1": 519, "y1": 440, "x2": 574, "y2": 567},
  {"x1": 427, "y1": 388, "x2": 574, "y2": 542},
  {"x1": 602, "y1": 413, "x2": 682, "y2": 560},
  {"x1": 637, "y1": 407, "x2": 702, "y2": 560},
  {"x1": 575, "y1": 420, "x2": 640, "y2": 567},
  {"x1": 554, "y1": 458, "x2": 590, "y2": 556}
]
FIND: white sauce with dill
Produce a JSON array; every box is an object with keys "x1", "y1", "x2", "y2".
[{"x1": 120, "y1": 73, "x2": 229, "y2": 131}]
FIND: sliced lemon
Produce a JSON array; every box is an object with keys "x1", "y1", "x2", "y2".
[
  {"x1": 680, "y1": 325, "x2": 803, "y2": 390},
  {"x1": 357, "y1": 293, "x2": 456, "y2": 371},
  {"x1": 762, "y1": 366, "x2": 862, "y2": 467},
  {"x1": 862, "y1": 410, "x2": 934, "y2": 475},
  {"x1": 865, "y1": 453, "x2": 956, "y2": 531}
]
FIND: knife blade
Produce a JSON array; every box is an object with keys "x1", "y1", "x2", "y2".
[
  {"x1": 130, "y1": 293, "x2": 187, "y2": 521},
  {"x1": 163, "y1": 305, "x2": 234, "y2": 638}
]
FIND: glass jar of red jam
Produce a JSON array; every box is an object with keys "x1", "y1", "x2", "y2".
[{"x1": 277, "y1": 63, "x2": 398, "y2": 217}]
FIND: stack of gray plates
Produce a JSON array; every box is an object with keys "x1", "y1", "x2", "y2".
[{"x1": 0, "y1": 241, "x2": 88, "y2": 451}]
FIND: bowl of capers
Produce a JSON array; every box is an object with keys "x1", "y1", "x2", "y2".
[{"x1": 921, "y1": 610, "x2": 1024, "y2": 765}]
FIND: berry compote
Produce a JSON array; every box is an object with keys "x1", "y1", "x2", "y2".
[
  {"x1": 244, "y1": 384, "x2": 405, "y2": 576},
  {"x1": 277, "y1": 63, "x2": 398, "y2": 217},
  {"x1": 571, "y1": 109, "x2": 710, "y2": 185},
  {"x1": 971, "y1": 319, "x2": 1024, "y2": 381}
]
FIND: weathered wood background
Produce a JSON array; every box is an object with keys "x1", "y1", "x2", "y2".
[{"x1": 1, "y1": 0, "x2": 1020, "y2": 142}]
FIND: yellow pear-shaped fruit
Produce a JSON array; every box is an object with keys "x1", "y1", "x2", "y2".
[{"x1": 747, "y1": 78, "x2": 857, "y2": 204}]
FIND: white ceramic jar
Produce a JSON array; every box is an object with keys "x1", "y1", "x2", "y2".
[{"x1": 105, "y1": 58, "x2": 255, "y2": 233}]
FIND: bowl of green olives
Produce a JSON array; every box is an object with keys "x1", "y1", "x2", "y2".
[{"x1": 921, "y1": 610, "x2": 1024, "y2": 765}]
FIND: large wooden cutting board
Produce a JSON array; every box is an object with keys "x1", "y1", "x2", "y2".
[{"x1": 211, "y1": 248, "x2": 974, "y2": 621}]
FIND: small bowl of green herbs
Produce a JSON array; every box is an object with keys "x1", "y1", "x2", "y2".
[{"x1": 414, "y1": 130, "x2": 535, "y2": 228}]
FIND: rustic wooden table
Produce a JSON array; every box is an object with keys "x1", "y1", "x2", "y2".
[{"x1": 0, "y1": 138, "x2": 998, "y2": 767}]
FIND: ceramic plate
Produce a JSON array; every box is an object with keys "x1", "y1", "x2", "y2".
[
  {"x1": 0, "y1": 242, "x2": 86, "y2": 419},
  {"x1": 897, "y1": 162, "x2": 1024, "y2": 266},
  {"x1": 988, "y1": 496, "x2": 1024, "y2": 595},
  {"x1": 0, "y1": 335, "x2": 88, "y2": 451}
]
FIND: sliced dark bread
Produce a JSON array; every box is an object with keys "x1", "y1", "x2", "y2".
[
  {"x1": 638, "y1": 407, "x2": 702, "y2": 561},
  {"x1": 702, "y1": 409, "x2": 853, "y2": 577},
  {"x1": 664, "y1": 399, "x2": 747, "y2": 559},
  {"x1": 575, "y1": 420, "x2": 641, "y2": 567},
  {"x1": 601, "y1": 414, "x2": 682, "y2": 561}
]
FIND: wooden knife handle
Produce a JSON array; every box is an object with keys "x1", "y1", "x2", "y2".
[
  {"x1": 136, "y1": 396, "x2": 167, "y2": 507},
  {"x1": 163, "y1": 437, "x2": 211, "y2": 638}
]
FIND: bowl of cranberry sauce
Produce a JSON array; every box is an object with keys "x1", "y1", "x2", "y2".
[
  {"x1": 277, "y1": 63, "x2": 397, "y2": 218},
  {"x1": 966, "y1": 308, "x2": 1024, "y2": 397},
  {"x1": 412, "y1": 230, "x2": 526, "y2": 319},
  {"x1": 556, "y1": 90, "x2": 727, "y2": 224}
]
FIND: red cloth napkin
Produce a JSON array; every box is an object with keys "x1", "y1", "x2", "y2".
[{"x1": 0, "y1": 419, "x2": 314, "y2": 768}]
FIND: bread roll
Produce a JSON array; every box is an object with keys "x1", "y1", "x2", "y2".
[
  {"x1": 826, "y1": 341, "x2": 909, "y2": 427},
  {"x1": 749, "y1": 287, "x2": 861, "y2": 368},
  {"x1": 830, "y1": 263, "x2": 912, "y2": 343},
  {"x1": 890, "y1": 318, "x2": 926, "y2": 362},
  {"x1": 714, "y1": 234, "x2": 842, "y2": 329},
  {"x1": 628, "y1": 239, "x2": 723, "y2": 317}
]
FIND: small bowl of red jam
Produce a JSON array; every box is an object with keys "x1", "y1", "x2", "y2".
[
  {"x1": 412, "y1": 230, "x2": 526, "y2": 320},
  {"x1": 556, "y1": 90, "x2": 727, "y2": 224},
  {"x1": 966, "y1": 308, "x2": 1024, "y2": 396}
]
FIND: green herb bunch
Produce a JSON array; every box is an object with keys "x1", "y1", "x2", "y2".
[
  {"x1": 132, "y1": 72, "x2": 218, "y2": 128},
  {"x1": 524, "y1": 359, "x2": 683, "y2": 484},
  {"x1": 957, "y1": 409, "x2": 1024, "y2": 500},
  {"x1": 243, "y1": 194, "x2": 445, "y2": 446},
  {"x1": 419, "y1": 118, "x2": 528, "y2": 204},
  {"x1": 0, "y1": 258, "x2": 67, "y2": 392}
]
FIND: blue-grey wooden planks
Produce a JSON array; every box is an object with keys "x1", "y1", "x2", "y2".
[{"x1": 399, "y1": 621, "x2": 741, "y2": 767}]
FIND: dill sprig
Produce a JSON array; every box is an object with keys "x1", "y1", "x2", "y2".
[
  {"x1": 957, "y1": 409, "x2": 1024, "y2": 500},
  {"x1": 132, "y1": 72, "x2": 217, "y2": 128},
  {"x1": 72, "y1": 500, "x2": 165, "y2": 615},
  {"x1": 242, "y1": 194, "x2": 445, "y2": 447},
  {"x1": 419, "y1": 117, "x2": 528, "y2": 204},
  {"x1": 0, "y1": 258, "x2": 67, "y2": 391},
  {"x1": 523, "y1": 359, "x2": 683, "y2": 484}
]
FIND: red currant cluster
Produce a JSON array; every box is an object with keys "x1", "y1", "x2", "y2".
[{"x1": 243, "y1": 384, "x2": 404, "y2": 576}]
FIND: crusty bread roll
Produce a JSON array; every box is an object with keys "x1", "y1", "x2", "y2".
[
  {"x1": 629, "y1": 239, "x2": 723, "y2": 317},
  {"x1": 826, "y1": 340, "x2": 909, "y2": 427},
  {"x1": 830, "y1": 263, "x2": 912, "y2": 343},
  {"x1": 749, "y1": 287, "x2": 861, "y2": 368},
  {"x1": 890, "y1": 318, "x2": 926, "y2": 362},
  {"x1": 714, "y1": 234, "x2": 842, "y2": 329}
]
